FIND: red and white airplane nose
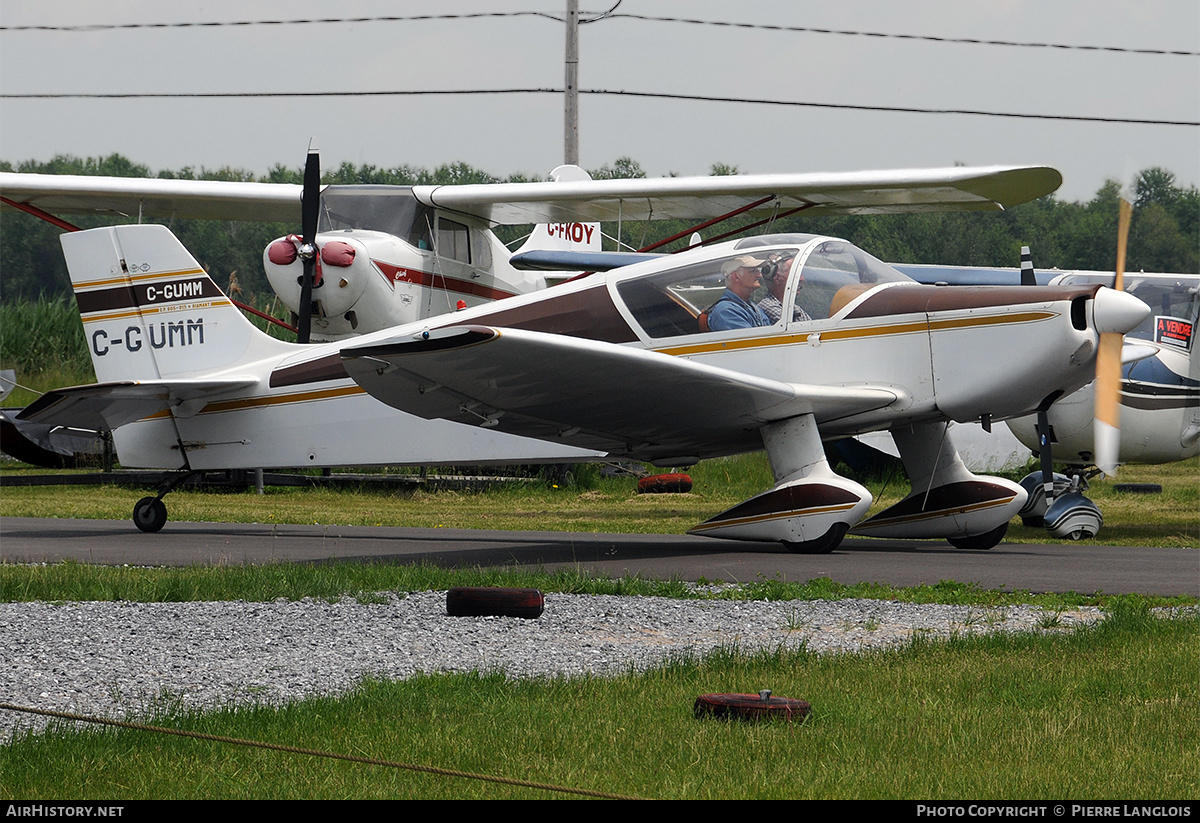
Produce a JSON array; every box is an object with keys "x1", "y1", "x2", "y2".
[
  {"x1": 1092, "y1": 286, "x2": 1150, "y2": 334},
  {"x1": 263, "y1": 233, "x2": 370, "y2": 320}
]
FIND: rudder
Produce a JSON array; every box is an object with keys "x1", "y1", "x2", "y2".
[{"x1": 62, "y1": 224, "x2": 293, "y2": 384}]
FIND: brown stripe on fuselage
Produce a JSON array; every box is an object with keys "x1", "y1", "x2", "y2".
[
  {"x1": 373, "y1": 261, "x2": 518, "y2": 302},
  {"x1": 199, "y1": 384, "x2": 366, "y2": 414},
  {"x1": 269, "y1": 353, "x2": 350, "y2": 388},
  {"x1": 1120, "y1": 382, "x2": 1200, "y2": 411},
  {"x1": 450, "y1": 281, "x2": 638, "y2": 344},
  {"x1": 844, "y1": 284, "x2": 1102, "y2": 319}
]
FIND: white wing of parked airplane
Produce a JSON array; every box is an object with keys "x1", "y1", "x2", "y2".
[
  {"x1": 411, "y1": 165, "x2": 1063, "y2": 224},
  {"x1": 1, "y1": 165, "x2": 1061, "y2": 225},
  {"x1": 0, "y1": 174, "x2": 301, "y2": 222},
  {"x1": 341, "y1": 324, "x2": 903, "y2": 464}
]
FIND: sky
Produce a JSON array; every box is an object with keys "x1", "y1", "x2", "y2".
[{"x1": 0, "y1": 0, "x2": 1196, "y2": 203}]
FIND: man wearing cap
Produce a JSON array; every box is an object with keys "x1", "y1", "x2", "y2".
[{"x1": 707, "y1": 255, "x2": 772, "y2": 331}]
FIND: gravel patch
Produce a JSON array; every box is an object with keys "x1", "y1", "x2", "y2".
[{"x1": 1, "y1": 593, "x2": 1102, "y2": 740}]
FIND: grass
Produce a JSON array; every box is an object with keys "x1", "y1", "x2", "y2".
[
  {"x1": 1, "y1": 607, "x2": 1194, "y2": 799},
  {"x1": 4, "y1": 561, "x2": 1191, "y2": 610},
  {"x1": 0, "y1": 297, "x2": 95, "y2": 407},
  {"x1": 2, "y1": 453, "x2": 1196, "y2": 547},
  {"x1": 1, "y1": 453, "x2": 1195, "y2": 799}
]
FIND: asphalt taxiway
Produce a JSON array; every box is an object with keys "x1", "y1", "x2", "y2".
[{"x1": 1, "y1": 516, "x2": 1195, "y2": 596}]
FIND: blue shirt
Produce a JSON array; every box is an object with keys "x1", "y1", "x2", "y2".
[{"x1": 707, "y1": 290, "x2": 771, "y2": 331}]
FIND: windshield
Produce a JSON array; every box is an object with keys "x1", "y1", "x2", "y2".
[
  {"x1": 317, "y1": 186, "x2": 434, "y2": 248},
  {"x1": 796, "y1": 239, "x2": 912, "y2": 319}
]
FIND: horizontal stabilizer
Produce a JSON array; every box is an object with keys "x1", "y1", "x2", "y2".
[
  {"x1": 509, "y1": 249, "x2": 663, "y2": 272},
  {"x1": 341, "y1": 325, "x2": 901, "y2": 463},
  {"x1": 18, "y1": 377, "x2": 257, "y2": 431}
]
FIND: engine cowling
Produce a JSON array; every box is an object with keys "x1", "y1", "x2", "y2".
[{"x1": 264, "y1": 233, "x2": 370, "y2": 321}]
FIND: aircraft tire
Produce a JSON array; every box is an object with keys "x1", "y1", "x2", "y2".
[
  {"x1": 133, "y1": 497, "x2": 167, "y2": 533},
  {"x1": 781, "y1": 523, "x2": 847, "y2": 554},
  {"x1": 947, "y1": 522, "x2": 1008, "y2": 551},
  {"x1": 446, "y1": 587, "x2": 545, "y2": 619},
  {"x1": 694, "y1": 692, "x2": 811, "y2": 723}
]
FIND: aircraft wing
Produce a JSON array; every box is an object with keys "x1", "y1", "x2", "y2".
[
  {"x1": 2, "y1": 165, "x2": 1059, "y2": 227},
  {"x1": 413, "y1": 165, "x2": 1062, "y2": 225},
  {"x1": 0, "y1": 173, "x2": 301, "y2": 222},
  {"x1": 341, "y1": 325, "x2": 902, "y2": 464},
  {"x1": 18, "y1": 378, "x2": 257, "y2": 431}
]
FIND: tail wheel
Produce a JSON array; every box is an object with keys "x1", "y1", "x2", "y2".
[
  {"x1": 133, "y1": 497, "x2": 168, "y2": 533},
  {"x1": 947, "y1": 522, "x2": 1008, "y2": 550}
]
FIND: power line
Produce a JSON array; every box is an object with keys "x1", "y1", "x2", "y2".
[
  {"x1": 595, "y1": 14, "x2": 1200, "y2": 57},
  {"x1": 0, "y1": 11, "x2": 1194, "y2": 56},
  {"x1": 3, "y1": 88, "x2": 1196, "y2": 126},
  {"x1": 0, "y1": 12, "x2": 562, "y2": 32},
  {"x1": 585, "y1": 89, "x2": 1200, "y2": 126},
  {"x1": 0, "y1": 703, "x2": 642, "y2": 800}
]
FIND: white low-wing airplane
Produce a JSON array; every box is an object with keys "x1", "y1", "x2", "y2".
[{"x1": 14, "y1": 163, "x2": 1152, "y2": 552}]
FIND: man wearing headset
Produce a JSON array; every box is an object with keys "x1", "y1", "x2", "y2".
[{"x1": 757, "y1": 252, "x2": 812, "y2": 323}]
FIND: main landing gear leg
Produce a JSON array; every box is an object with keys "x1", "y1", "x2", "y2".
[{"x1": 132, "y1": 470, "x2": 199, "y2": 533}]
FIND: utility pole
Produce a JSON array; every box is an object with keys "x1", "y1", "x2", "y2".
[{"x1": 564, "y1": 0, "x2": 579, "y2": 165}]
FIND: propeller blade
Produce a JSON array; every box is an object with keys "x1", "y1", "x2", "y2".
[
  {"x1": 1020, "y1": 245, "x2": 1036, "y2": 286},
  {"x1": 1037, "y1": 406, "x2": 1055, "y2": 506},
  {"x1": 302, "y1": 139, "x2": 320, "y2": 245},
  {"x1": 1093, "y1": 196, "x2": 1132, "y2": 475},
  {"x1": 296, "y1": 139, "x2": 321, "y2": 344}
]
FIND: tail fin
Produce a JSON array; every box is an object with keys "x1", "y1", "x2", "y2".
[
  {"x1": 62, "y1": 224, "x2": 294, "y2": 384},
  {"x1": 514, "y1": 164, "x2": 602, "y2": 257}
]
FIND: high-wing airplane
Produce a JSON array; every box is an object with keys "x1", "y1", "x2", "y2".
[
  {"x1": 1, "y1": 147, "x2": 602, "y2": 342},
  {"x1": 14, "y1": 163, "x2": 1152, "y2": 553},
  {"x1": 2, "y1": 155, "x2": 1065, "y2": 342}
]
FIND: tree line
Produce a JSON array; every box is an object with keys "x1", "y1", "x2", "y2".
[{"x1": 1, "y1": 154, "x2": 1195, "y2": 304}]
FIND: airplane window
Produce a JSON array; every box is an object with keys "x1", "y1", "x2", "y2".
[
  {"x1": 437, "y1": 219, "x2": 471, "y2": 264},
  {"x1": 799, "y1": 241, "x2": 908, "y2": 319},
  {"x1": 1063, "y1": 274, "x2": 1200, "y2": 347},
  {"x1": 318, "y1": 186, "x2": 424, "y2": 237},
  {"x1": 617, "y1": 250, "x2": 799, "y2": 338},
  {"x1": 470, "y1": 229, "x2": 493, "y2": 272},
  {"x1": 1124, "y1": 281, "x2": 1199, "y2": 345}
]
